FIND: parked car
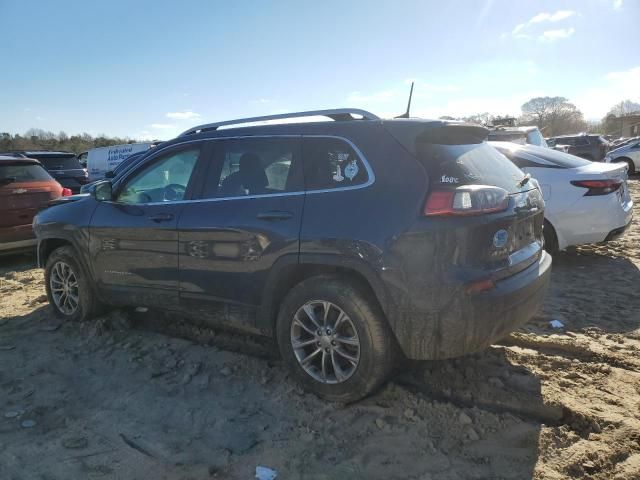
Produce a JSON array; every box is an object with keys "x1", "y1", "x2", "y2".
[
  {"x1": 492, "y1": 142, "x2": 633, "y2": 253},
  {"x1": 1, "y1": 151, "x2": 89, "y2": 193},
  {"x1": 605, "y1": 138, "x2": 640, "y2": 174},
  {"x1": 33, "y1": 109, "x2": 551, "y2": 401},
  {"x1": 546, "y1": 134, "x2": 610, "y2": 161},
  {"x1": 488, "y1": 126, "x2": 547, "y2": 147},
  {"x1": 0, "y1": 155, "x2": 71, "y2": 255}
]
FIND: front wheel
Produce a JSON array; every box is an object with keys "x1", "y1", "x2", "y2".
[
  {"x1": 45, "y1": 246, "x2": 102, "y2": 322},
  {"x1": 276, "y1": 275, "x2": 396, "y2": 403}
]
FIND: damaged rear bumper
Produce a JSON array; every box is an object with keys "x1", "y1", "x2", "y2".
[{"x1": 392, "y1": 251, "x2": 552, "y2": 360}]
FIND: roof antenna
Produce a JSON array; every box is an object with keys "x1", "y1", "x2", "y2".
[{"x1": 395, "y1": 82, "x2": 414, "y2": 119}]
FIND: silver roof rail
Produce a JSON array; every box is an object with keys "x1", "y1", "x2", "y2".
[{"x1": 178, "y1": 108, "x2": 380, "y2": 137}]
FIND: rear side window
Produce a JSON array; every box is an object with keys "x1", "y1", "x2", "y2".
[
  {"x1": 203, "y1": 137, "x2": 303, "y2": 198},
  {"x1": 34, "y1": 156, "x2": 82, "y2": 170},
  {"x1": 0, "y1": 163, "x2": 53, "y2": 181},
  {"x1": 303, "y1": 137, "x2": 369, "y2": 190},
  {"x1": 417, "y1": 142, "x2": 526, "y2": 193},
  {"x1": 574, "y1": 137, "x2": 589, "y2": 146}
]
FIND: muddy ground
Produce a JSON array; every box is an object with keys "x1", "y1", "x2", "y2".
[{"x1": 1, "y1": 182, "x2": 640, "y2": 480}]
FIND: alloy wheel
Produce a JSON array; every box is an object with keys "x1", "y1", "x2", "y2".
[
  {"x1": 50, "y1": 261, "x2": 79, "y2": 315},
  {"x1": 290, "y1": 300, "x2": 360, "y2": 384}
]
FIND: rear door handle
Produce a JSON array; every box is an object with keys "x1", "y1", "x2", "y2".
[
  {"x1": 256, "y1": 210, "x2": 294, "y2": 221},
  {"x1": 148, "y1": 212, "x2": 174, "y2": 222}
]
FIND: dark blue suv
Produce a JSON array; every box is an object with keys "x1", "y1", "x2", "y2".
[{"x1": 34, "y1": 109, "x2": 551, "y2": 402}]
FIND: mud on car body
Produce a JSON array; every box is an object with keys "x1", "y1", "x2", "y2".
[{"x1": 33, "y1": 109, "x2": 551, "y2": 402}]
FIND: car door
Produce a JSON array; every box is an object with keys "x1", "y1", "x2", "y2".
[
  {"x1": 177, "y1": 136, "x2": 304, "y2": 330},
  {"x1": 89, "y1": 142, "x2": 205, "y2": 307}
]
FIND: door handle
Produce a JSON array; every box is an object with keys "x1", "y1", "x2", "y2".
[
  {"x1": 256, "y1": 210, "x2": 294, "y2": 221},
  {"x1": 148, "y1": 212, "x2": 174, "y2": 222}
]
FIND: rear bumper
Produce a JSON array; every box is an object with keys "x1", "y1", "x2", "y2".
[
  {"x1": 604, "y1": 217, "x2": 632, "y2": 242},
  {"x1": 393, "y1": 251, "x2": 552, "y2": 360}
]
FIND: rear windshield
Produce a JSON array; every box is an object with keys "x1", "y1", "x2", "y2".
[
  {"x1": 493, "y1": 142, "x2": 590, "y2": 169},
  {"x1": 417, "y1": 142, "x2": 526, "y2": 193},
  {"x1": 0, "y1": 163, "x2": 53, "y2": 181},
  {"x1": 32, "y1": 155, "x2": 82, "y2": 170}
]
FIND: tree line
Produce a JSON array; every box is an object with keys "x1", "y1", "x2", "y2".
[
  {"x1": 441, "y1": 98, "x2": 640, "y2": 137},
  {"x1": 0, "y1": 129, "x2": 146, "y2": 155}
]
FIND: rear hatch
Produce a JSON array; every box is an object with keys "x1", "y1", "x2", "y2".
[
  {"x1": 31, "y1": 154, "x2": 88, "y2": 191},
  {"x1": 386, "y1": 121, "x2": 545, "y2": 279},
  {"x1": 0, "y1": 162, "x2": 62, "y2": 231}
]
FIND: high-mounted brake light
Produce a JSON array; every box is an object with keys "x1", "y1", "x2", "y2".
[
  {"x1": 424, "y1": 185, "x2": 509, "y2": 217},
  {"x1": 570, "y1": 179, "x2": 621, "y2": 196},
  {"x1": 61, "y1": 188, "x2": 73, "y2": 197}
]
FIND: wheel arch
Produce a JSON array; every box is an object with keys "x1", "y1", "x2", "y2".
[
  {"x1": 256, "y1": 254, "x2": 390, "y2": 337},
  {"x1": 615, "y1": 156, "x2": 635, "y2": 174}
]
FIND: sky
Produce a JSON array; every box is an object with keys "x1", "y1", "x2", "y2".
[{"x1": 1, "y1": 0, "x2": 638, "y2": 140}]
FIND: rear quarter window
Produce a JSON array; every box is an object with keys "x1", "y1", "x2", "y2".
[{"x1": 303, "y1": 137, "x2": 369, "y2": 190}]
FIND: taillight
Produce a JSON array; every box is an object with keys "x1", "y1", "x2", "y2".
[
  {"x1": 570, "y1": 179, "x2": 621, "y2": 196},
  {"x1": 424, "y1": 185, "x2": 509, "y2": 217},
  {"x1": 61, "y1": 188, "x2": 73, "y2": 196}
]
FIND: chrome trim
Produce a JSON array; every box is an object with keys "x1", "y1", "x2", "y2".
[
  {"x1": 113, "y1": 135, "x2": 375, "y2": 206},
  {"x1": 178, "y1": 108, "x2": 380, "y2": 137}
]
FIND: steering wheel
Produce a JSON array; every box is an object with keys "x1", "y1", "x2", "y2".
[{"x1": 163, "y1": 183, "x2": 186, "y2": 201}]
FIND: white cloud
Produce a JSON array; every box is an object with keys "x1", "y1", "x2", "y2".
[
  {"x1": 508, "y1": 10, "x2": 576, "y2": 40},
  {"x1": 151, "y1": 123, "x2": 174, "y2": 129},
  {"x1": 530, "y1": 10, "x2": 576, "y2": 23},
  {"x1": 574, "y1": 66, "x2": 640, "y2": 119},
  {"x1": 613, "y1": 0, "x2": 623, "y2": 9},
  {"x1": 165, "y1": 110, "x2": 201, "y2": 120},
  {"x1": 540, "y1": 27, "x2": 575, "y2": 41}
]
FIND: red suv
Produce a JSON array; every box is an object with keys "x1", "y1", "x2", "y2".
[{"x1": 0, "y1": 155, "x2": 70, "y2": 255}]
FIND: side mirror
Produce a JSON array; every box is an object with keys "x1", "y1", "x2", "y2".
[{"x1": 94, "y1": 181, "x2": 113, "y2": 201}]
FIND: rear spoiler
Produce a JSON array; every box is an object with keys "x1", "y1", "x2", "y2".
[{"x1": 383, "y1": 121, "x2": 489, "y2": 156}]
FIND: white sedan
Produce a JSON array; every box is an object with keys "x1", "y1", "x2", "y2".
[{"x1": 491, "y1": 142, "x2": 633, "y2": 253}]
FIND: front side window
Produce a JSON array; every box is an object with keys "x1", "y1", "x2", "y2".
[
  {"x1": 116, "y1": 148, "x2": 199, "y2": 204},
  {"x1": 303, "y1": 137, "x2": 369, "y2": 190},
  {"x1": 203, "y1": 137, "x2": 302, "y2": 198}
]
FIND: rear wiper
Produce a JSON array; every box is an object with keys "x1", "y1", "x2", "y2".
[
  {"x1": 518, "y1": 173, "x2": 531, "y2": 187},
  {"x1": 0, "y1": 177, "x2": 16, "y2": 186}
]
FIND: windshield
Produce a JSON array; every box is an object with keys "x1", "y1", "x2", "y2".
[{"x1": 0, "y1": 163, "x2": 53, "y2": 181}]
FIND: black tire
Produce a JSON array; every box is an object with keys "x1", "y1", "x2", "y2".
[
  {"x1": 44, "y1": 246, "x2": 102, "y2": 322},
  {"x1": 617, "y1": 157, "x2": 635, "y2": 175},
  {"x1": 543, "y1": 220, "x2": 559, "y2": 255},
  {"x1": 276, "y1": 275, "x2": 396, "y2": 403}
]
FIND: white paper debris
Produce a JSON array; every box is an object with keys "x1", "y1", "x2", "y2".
[
  {"x1": 549, "y1": 320, "x2": 564, "y2": 329},
  {"x1": 256, "y1": 466, "x2": 278, "y2": 480}
]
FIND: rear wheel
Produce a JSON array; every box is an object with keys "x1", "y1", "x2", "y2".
[
  {"x1": 45, "y1": 246, "x2": 102, "y2": 322},
  {"x1": 543, "y1": 220, "x2": 559, "y2": 255},
  {"x1": 276, "y1": 275, "x2": 396, "y2": 403},
  {"x1": 617, "y1": 157, "x2": 635, "y2": 175}
]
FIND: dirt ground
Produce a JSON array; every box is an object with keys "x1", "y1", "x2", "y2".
[{"x1": 1, "y1": 183, "x2": 640, "y2": 480}]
